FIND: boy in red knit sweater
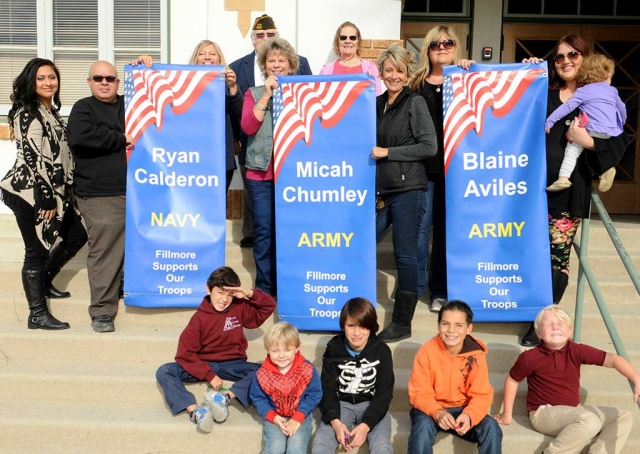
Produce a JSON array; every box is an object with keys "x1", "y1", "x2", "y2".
[
  {"x1": 156, "y1": 266, "x2": 276, "y2": 432},
  {"x1": 250, "y1": 322, "x2": 322, "y2": 453}
]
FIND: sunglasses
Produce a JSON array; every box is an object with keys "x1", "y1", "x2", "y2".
[
  {"x1": 255, "y1": 32, "x2": 278, "y2": 39},
  {"x1": 91, "y1": 75, "x2": 117, "y2": 83},
  {"x1": 339, "y1": 35, "x2": 358, "y2": 41},
  {"x1": 553, "y1": 51, "x2": 581, "y2": 64},
  {"x1": 429, "y1": 39, "x2": 455, "y2": 51}
]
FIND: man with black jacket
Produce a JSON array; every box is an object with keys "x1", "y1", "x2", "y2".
[{"x1": 67, "y1": 61, "x2": 132, "y2": 333}]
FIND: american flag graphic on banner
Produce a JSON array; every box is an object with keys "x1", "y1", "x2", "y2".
[
  {"x1": 124, "y1": 69, "x2": 220, "y2": 149},
  {"x1": 272, "y1": 80, "x2": 372, "y2": 182},
  {"x1": 443, "y1": 67, "x2": 544, "y2": 172}
]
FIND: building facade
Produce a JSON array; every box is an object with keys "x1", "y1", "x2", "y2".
[{"x1": 1, "y1": 0, "x2": 639, "y2": 213}]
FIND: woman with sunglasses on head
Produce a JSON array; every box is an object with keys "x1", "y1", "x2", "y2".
[
  {"x1": 519, "y1": 35, "x2": 629, "y2": 347},
  {"x1": 319, "y1": 21, "x2": 382, "y2": 95},
  {"x1": 134, "y1": 41, "x2": 243, "y2": 193},
  {"x1": 410, "y1": 26, "x2": 473, "y2": 314},
  {"x1": 240, "y1": 37, "x2": 301, "y2": 298},
  {"x1": 373, "y1": 44, "x2": 437, "y2": 343},
  {"x1": 1, "y1": 58, "x2": 88, "y2": 330}
]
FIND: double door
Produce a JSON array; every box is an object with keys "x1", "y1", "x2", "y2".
[{"x1": 504, "y1": 24, "x2": 640, "y2": 214}]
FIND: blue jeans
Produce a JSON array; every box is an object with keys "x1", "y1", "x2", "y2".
[
  {"x1": 376, "y1": 189, "x2": 425, "y2": 294},
  {"x1": 312, "y1": 401, "x2": 392, "y2": 454},
  {"x1": 156, "y1": 359, "x2": 260, "y2": 414},
  {"x1": 262, "y1": 414, "x2": 313, "y2": 454},
  {"x1": 245, "y1": 178, "x2": 276, "y2": 296},
  {"x1": 416, "y1": 178, "x2": 447, "y2": 300},
  {"x1": 408, "y1": 407, "x2": 503, "y2": 454}
]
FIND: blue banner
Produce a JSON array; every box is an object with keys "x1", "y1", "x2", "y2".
[
  {"x1": 123, "y1": 64, "x2": 226, "y2": 308},
  {"x1": 273, "y1": 74, "x2": 377, "y2": 331},
  {"x1": 443, "y1": 62, "x2": 551, "y2": 321}
]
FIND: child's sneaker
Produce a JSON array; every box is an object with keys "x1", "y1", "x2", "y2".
[
  {"x1": 599, "y1": 167, "x2": 616, "y2": 192},
  {"x1": 204, "y1": 390, "x2": 230, "y2": 422},
  {"x1": 547, "y1": 179, "x2": 572, "y2": 192},
  {"x1": 190, "y1": 405, "x2": 213, "y2": 433}
]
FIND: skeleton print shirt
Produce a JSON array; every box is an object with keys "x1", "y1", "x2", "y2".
[{"x1": 318, "y1": 333, "x2": 394, "y2": 430}]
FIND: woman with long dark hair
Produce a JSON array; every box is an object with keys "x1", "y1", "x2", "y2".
[
  {"x1": 519, "y1": 35, "x2": 629, "y2": 346},
  {"x1": 0, "y1": 58, "x2": 87, "y2": 330}
]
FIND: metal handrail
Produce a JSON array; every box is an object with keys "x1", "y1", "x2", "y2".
[{"x1": 572, "y1": 188, "x2": 639, "y2": 408}]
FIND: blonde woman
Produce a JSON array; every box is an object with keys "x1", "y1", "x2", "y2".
[
  {"x1": 133, "y1": 41, "x2": 242, "y2": 192},
  {"x1": 240, "y1": 37, "x2": 300, "y2": 297},
  {"x1": 373, "y1": 44, "x2": 437, "y2": 342},
  {"x1": 410, "y1": 26, "x2": 473, "y2": 314}
]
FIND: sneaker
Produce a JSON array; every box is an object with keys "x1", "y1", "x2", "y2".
[
  {"x1": 91, "y1": 314, "x2": 115, "y2": 333},
  {"x1": 190, "y1": 405, "x2": 213, "y2": 433},
  {"x1": 430, "y1": 298, "x2": 446, "y2": 313},
  {"x1": 598, "y1": 167, "x2": 616, "y2": 192},
  {"x1": 239, "y1": 237, "x2": 254, "y2": 248},
  {"x1": 204, "y1": 391, "x2": 230, "y2": 422},
  {"x1": 546, "y1": 179, "x2": 572, "y2": 192}
]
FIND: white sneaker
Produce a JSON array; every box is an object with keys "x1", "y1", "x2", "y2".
[
  {"x1": 190, "y1": 405, "x2": 213, "y2": 433},
  {"x1": 430, "y1": 298, "x2": 446, "y2": 313},
  {"x1": 204, "y1": 390, "x2": 230, "y2": 422}
]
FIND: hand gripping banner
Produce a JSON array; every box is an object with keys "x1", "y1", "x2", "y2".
[
  {"x1": 123, "y1": 64, "x2": 226, "y2": 308},
  {"x1": 272, "y1": 74, "x2": 377, "y2": 331},
  {"x1": 443, "y1": 62, "x2": 551, "y2": 321}
]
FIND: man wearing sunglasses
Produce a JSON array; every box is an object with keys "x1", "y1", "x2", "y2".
[
  {"x1": 67, "y1": 60, "x2": 134, "y2": 333},
  {"x1": 229, "y1": 14, "x2": 312, "y2": 250}
]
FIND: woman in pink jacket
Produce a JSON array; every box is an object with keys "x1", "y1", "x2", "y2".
[{"x1": 319, "y1": 21, "x2": 382, "y2": 95}]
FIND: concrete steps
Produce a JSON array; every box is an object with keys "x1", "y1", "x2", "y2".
[{"x1": 1, "y1": 214, "x2": 640, "y2": 453}]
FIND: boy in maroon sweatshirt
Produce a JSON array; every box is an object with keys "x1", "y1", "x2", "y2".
[{"x1": 156, "y1": 266, "x2": 276, "y2": 432}]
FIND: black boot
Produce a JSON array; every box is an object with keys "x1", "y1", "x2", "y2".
[
  {"x1": 45, "y1": 245, "x2": 74, "y2": 298},
  {"x1": 22, "y1": 270, "x2": 70, "y2": 330},
  {"x1": 520, "y1": 323, "x2": 539, "y2": 347},
  {"x1": 552, "y1": 269, "x2": 569, "y2": 304},
  {"x1": 379, "y1": 290, "x2": 418, "y2": 343}
]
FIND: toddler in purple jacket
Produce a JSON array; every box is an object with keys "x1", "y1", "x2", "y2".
[{"x1": 545, "y1": 53, "x2": 626, "y2": 193}]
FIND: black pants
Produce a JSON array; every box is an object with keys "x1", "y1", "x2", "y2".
[{"x1": 2, "y1": 190, "x2": 87, "y2": 270}]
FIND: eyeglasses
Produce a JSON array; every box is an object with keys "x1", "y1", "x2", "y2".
[
  {"x1": 254, "y1": 32, "x2": 278, "y2": 39},
  {"x1": 91, "y1": 75, "x2": 117, "y2": 83},
  {"x1": 339, "y1": 35, "x2": 358, "y2": 41},
  {"x1": 553, "y1": 51, "x2": 581, "y2": 64},
  {"x1": 429, "y1": 39, "x2": 455, "y2": 51}
]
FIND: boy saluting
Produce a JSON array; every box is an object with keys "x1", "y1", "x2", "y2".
[{"x1": 156, "y1": 266, "x2": 276, "y2": 432}]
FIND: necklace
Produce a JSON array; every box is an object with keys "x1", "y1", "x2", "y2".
[
  {"x1": 340, "y1": 56, "x2": 360, "y2": 67},
  {"x1": 427, "y1": 74, "x2": 443, "y2": 92}
]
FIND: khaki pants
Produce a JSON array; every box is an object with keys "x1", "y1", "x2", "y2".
[
  {"x1": 76, "y1": 195, "x2": 125, "y2": 319},
  {"x1": 529, "y1": 404, "x2": 633, "y2": 454}
]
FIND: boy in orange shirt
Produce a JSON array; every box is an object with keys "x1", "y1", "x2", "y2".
[{"x1": 407, "y1": 300, "x2": 502, "y2": 453}]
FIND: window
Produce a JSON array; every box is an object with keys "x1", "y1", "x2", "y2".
[
  {"x1": 0, "y1": 0, "x2": 165, "y2": 116},
  {"x1": 0, "y1": 0, "x2": 38, "y2": 108},
  {"x1": 403, "y1": 0, "x2": 469, "y2": 16},
  {"x1": 113, "y1": 0, "x2": 162, "y2": 96},
  {"x1": 505, "y1": 0, "x2": 640, "y2": 17}
]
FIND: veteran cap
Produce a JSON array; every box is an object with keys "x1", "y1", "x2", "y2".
[{"x1": 253, "y1": 14, "x2": 276, "y2": 31}]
